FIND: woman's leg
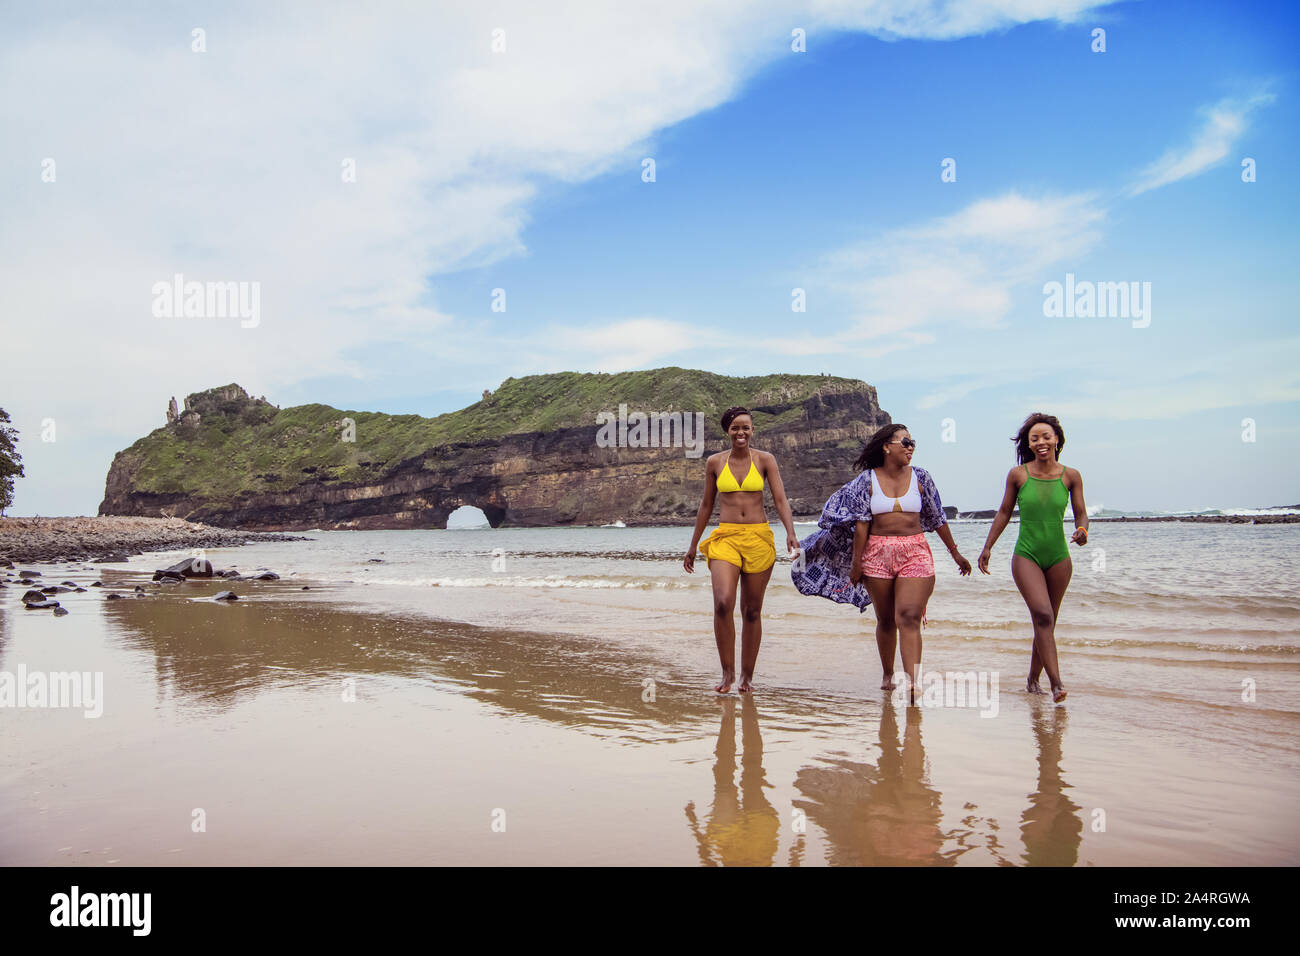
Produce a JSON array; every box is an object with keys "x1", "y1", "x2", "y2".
[
  {"x1": 710, "y1": 559, "x2": 742, "y2": 692},
  {"x1": 864, "y1": 577, "x2": 897, "y2": 688},
  {"x1": 737, "y1": 565, "x2": 774, "y2": 693},
  {"x1": 893, "y1": 575, "x2": 936, "y2": 698},
  {"x1": 1012, "y1": 555, "x2": 1070, "y2": 701},
  {"x1": 1028, "y1": 557, "x2": 1073, "y2": 690}
]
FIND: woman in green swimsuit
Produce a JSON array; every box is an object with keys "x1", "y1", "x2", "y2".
[{"x1": 977, "y1": 413, "x2": 1089, "y2": 703}]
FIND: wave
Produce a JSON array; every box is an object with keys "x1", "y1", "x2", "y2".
[{"x1": 365, "y1": 575, "x2": 697, "y2": 591}]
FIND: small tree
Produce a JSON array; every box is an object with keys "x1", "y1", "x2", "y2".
[{"x1": 0, "y1": 408, "x2": 23, "y2": 516}]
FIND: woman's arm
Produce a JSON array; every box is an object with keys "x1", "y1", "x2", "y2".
[
  {"x1": 762, "y1": 452, "x2": 801, "y2": 555},
  {"x1": 1067, "y1": 467, "x2": 1089, "y2": 545},
  {"x1": 978, "y1": 468, "x2": 1020, "y2": 573},
  {"x1": 850, "y1": 519, "x2": 870, "y2": 584},
  {"x1": 934, "y1": 522, "x2": 972, "y2": 575},
  {"x1": 684, "y1": 458, "x2": 718, "y2": 572}
]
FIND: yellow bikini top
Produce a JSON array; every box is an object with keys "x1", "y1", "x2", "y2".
[{"x1": 717, "y1": 453, "x2": 764, "y2": 493}]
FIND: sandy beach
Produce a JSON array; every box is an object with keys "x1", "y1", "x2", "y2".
[{"x1": 2, "y1": 522, "x2": 1297, "y2": 866}]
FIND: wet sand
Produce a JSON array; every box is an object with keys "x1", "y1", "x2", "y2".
[{"x1": 2, "y1": 561, "x2": 1296, "y2": 866}]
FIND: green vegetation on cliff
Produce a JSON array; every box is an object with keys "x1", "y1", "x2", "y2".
[{"x1": 112, "y1": 369, "x2": 876, "y2": 501}]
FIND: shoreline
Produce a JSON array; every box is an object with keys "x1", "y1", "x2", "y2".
[
  {"x1": 1, "y1": 510, "x2": 1295, "y2": 567},
  {"x1": 0, "y1": 516, "x2": 311, "y2": 566}
]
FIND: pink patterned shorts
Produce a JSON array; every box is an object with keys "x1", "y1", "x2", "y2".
[{"x1": 861, "y1": 533, "x2": 934, "y2": 578}]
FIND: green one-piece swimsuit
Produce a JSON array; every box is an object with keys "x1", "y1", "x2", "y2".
[{"x1": 1013, "y1": 469, "x2": 1070, "y2": 569}]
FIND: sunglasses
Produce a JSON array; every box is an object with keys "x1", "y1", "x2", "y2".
[{"x1": 889, "y1": 438, "x2": 916, "y2": 449}]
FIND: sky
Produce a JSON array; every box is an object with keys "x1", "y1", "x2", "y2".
[{"x1": 1, "y1": 0, "x2": 1297, "y2": 517}]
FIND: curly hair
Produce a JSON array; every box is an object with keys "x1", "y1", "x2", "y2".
[
  {"x1": 853, "y1": 423, "x2": 908, "y2": 471},
  {"x1": 720, "y1": 406, "x2": 752, "y2": 432},
  {"x1": 1013, "y1": 413, "x2": 1065, "y2": 464}
]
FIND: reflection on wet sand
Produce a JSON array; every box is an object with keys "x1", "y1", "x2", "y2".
[
  {"x1": 1020, "y1": 705, "x2": 1082, "y2": 866},
  {"x1": 99, "y1": 587, "x2": 754, "y2": 738},
  {"x1": 684, "y1": 696, "x2": 780, "y2": 866},
  {"x1": 23, "y1": 583, "x2": 1087, "y2": 866},
  {"x1": 794, "y1": 704, "x2": 955, "y2": 866}
]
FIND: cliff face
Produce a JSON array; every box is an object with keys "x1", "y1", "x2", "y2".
[{"x1": 99, "y1": 372, "x2": 891, "y2": 530}]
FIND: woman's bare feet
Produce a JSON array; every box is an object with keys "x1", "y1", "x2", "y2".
[
  {"x1": 1051, "y1": 684, "x2": 1067, "y2": 703},
  {"x1": 906, "y1": 672, "x2": 923, "y2": 706},
  {"x1": 715, "y1": 670, "x2": 735, "y2": 694},
  {"x1": 737, "y1": 673, "x2": 755, "y2": 693},
  {"x1": 881, "y1": 672, "x2": 896, "y2": 691},
  {"x1": 1027, "y1": 678, "x2": 1043, "y2": 695}
]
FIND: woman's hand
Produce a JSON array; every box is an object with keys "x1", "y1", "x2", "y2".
[
  {"x1": 953, "y1": 553, "x2": 972, "y2": 576},
  {"x1": 1071, "y1": 527, "x2": 1088, "y2": 546},
  {"x1": 786, "y1": 533, "x2": 800, "y2": 555},
  {"x1": 977, "y1": 548, "x2": 992, "y2": 574},
  {"x1": 683, "y1": 551, "x2": 696, "y2": 573},
  {"x1": 849, "y1": 563, "x2": 863, "y2": 585}
]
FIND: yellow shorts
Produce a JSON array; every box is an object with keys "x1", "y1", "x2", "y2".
[{"x1": 699, "y1": 523, "x2": 776, "y2": 573}]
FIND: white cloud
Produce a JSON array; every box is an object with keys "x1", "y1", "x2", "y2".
[
  {"x1": 532, "y1": 318, "x2": 724, "y2": 372},
  {"x1": 1127, "y1": 88, "x2": 1276, "y2": 196},
  {"x1": 806, "y1": 190, "x2": 1106, "y2": 348}
]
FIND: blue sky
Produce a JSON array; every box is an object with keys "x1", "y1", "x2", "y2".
[{"x1": 1, "y1": 0, "x2": 1297, "y2": 516}]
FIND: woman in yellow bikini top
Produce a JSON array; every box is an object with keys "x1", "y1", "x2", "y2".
[{"x1": 684, "y1": 406, "x2": 800, "y2": 694}]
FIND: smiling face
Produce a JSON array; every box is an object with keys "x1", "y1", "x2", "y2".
[
  {"x1": 1027, "y1": 423, "x2": 1059, "y2": 462},
  {"x1": 727, "y1": 414, "x2": 753, "y2": 450},
  {"x1": 885, "y1": 428, "x2": 914, "y2": 465}
]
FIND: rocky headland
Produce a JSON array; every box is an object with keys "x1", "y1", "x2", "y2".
[{"x1": 98, "y1": 370, "x2": 891, "y2": 530}]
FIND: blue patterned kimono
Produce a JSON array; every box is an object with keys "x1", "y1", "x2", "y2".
[{"x1": 790, "y1": 466, "x2": 948, "y2": 612}]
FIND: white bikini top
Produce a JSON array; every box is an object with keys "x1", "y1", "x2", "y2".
[{"x1": 870, "y1": 468, "x2": 922, "y2": 515}]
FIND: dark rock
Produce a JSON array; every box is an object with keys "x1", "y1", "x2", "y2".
[
  {"x1": 91, "y1": 581, "x2": 103, "y2": 587},
  {"x1": 93, "y1": 553, "x2": 132, "y2": 563},
  {"x1": 18, "y1": 569, "x2": 41, "y2": 577},
  {"x1": 134, "y1": 585, "x2": 145, "y2": 593},
  {"x1": 251, "y1": 571, "x2": 280, "y2": 580},
  {"x1": 73, "y1": 587, "x2": 87, "y2": 592},
  {"x1": 212, "y1": 590, "x2": 238, "y2": 601},
  {"x1": 301, "y1": 586, "x2": 310, "y2": 590},
  {"x1": 24, "y1": 599, "x2": 61, "y2": 609},
  {"x1": 53, "y1": 607, "x2": 69, "y2": 616},
  {"x1": 155, "y1": 557, "x2": 213, "y2": 580},
  {"x1": 367, "y1": 558, "x2": 384, "y2": 563},
  {"x1": 106, "y1": 592, "x2": 126, "y2": 599},
  {"x1": 41, "y1": 585, "x2": 73, "y2": 594},
  {"x1": 60, "y1": 580, "x2": 78, "y2": 586},
  {"x1": 22, "y1": 589, "x2": 49, "y2": 604}
]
